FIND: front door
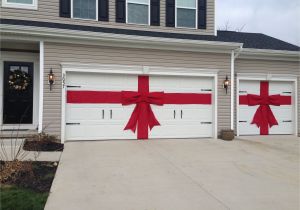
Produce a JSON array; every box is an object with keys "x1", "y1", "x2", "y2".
[{"x1": 3, "y1": 62, "x2": 34, "y2": 124}]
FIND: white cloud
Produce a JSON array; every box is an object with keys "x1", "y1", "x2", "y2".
[{"x1": 216, "y1": 0, "x2": 300, "y2": 46}]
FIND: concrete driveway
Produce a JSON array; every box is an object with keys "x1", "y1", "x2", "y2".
[{"x1": 45, "y1": 136, "x2": 299, "y2": 210}]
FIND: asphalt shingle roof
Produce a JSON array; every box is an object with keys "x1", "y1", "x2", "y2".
[
  {"x1": 1, "y1": 19, "x2": 299, "y2": 52},
  {"x1": 217, "y1": 31, "x2": 300, "y2": 52}
]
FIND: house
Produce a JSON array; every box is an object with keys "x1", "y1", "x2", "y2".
[{"x1": 0, "y1": 0, "x2": 299, "y2": 142}]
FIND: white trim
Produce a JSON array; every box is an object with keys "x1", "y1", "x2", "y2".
[
  {"x1": 60, "y1": 63, "x2": 219, "y2": 143},
  {"x1": 126, "y1": 0, "x2": 151, "y2": 26},
  {"x1": 0, "y1": 51, "x2": 40, "y2": 130},
  {"x1": 71, "y1": 0, "x2": 98, "y2": 21},
  {"x1": 214, "y1": 74, "x2": 218, "y2": 138},
  {"x1": 175, "y1": 0, "x2": 198, "y2": 29},
  {"x1": 236, "y1": 74, "x2": 298, "y2": 136},
  {"x1": 230, "y1": 50, "x2": 234, "y2": 130},
  {"x1": 60, "y1": 71, "x2": 66, "y2": 144},
  {"x1": 38, "y1": 41, "x2": 44, "y2": 133},
  {"x1": 1, "y1": 0, "x2": 37, "y2": 10}
]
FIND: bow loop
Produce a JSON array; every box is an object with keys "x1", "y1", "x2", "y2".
[{"x1": 122, "y1": 90, "x2": 164, "y2": 136}]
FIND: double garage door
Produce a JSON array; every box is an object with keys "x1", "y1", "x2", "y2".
[
  {"x1": 65, "y1": 72, "x2": 215, "y2": 140},
  {"x1": 238, "y1": 80, "x2": 295, "y2": 135}
]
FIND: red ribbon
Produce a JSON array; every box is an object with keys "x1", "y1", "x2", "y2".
[
  {"x1": 67, "y1": 75, "x2": 212, "y2": 140},
  {"x1": 239, "y1": 81, "x2": 291, "y2": 135}
]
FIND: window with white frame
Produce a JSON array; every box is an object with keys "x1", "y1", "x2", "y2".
[
  {"x1": 127, "y1": 0, "x2": 150, "y2": 25},
  {"x1": 176, "y1": 0, "x2": 197, "y2": 28},
  {"x1": 72, "y1": 0, "x2": 97, "y2": 20},
  {"x1": 2, "y1": 0, "x2": 37, "y2": 10}
]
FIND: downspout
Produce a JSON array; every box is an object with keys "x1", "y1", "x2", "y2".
[
  {"x1": 230, "y1": 45, "x2": 243, "y2": 131},
  {"x1": 38, "y1": 41, "x2": 44, "y2": 133}
]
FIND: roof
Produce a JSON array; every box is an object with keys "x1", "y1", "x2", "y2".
[
  {"x1": 217, "y1": 31, "x2": 300, "y2": 52},
  {"x1": 1, "y1": 18, "x2": 299, "y2": 52}
]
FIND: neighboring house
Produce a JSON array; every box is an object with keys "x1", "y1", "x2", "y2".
[{"x1": 0, "y1": 0, "x2": 299, "y2": 142}]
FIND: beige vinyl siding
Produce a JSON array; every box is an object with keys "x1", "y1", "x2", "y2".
[
  {"x1": 43, "y1": 42, "x2": 230, "y2": 137},
  {"x1": 235, "y1": 58, "x2": 300, "y2": 135},
  {"x1": 0, "y1": 0, "x2": 215, "y2": 36}
]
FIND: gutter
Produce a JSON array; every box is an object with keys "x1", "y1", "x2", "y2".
[
  {"x1": 238, "y1": 48, "x2": 300, "y2": 61},
  {"x1": 0, "y1": 24, "x2": 243, "y2": 53}
]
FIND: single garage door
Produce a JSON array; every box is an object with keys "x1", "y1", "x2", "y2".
[
  {"x1": 65, "y1": 72, "x2": 215, "y2": 140},
  {"x1": 238, "y1": 80, "x2": 294, "y2": 135}
]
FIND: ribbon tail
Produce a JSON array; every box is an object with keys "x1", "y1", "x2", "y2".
[
  {"x1": 147, "y1": 105, "x2": 161, "y2": 130},
  {"x1": 251, "y1": 106, "x2": 263, "y2": 128},
  {"x1": 124, "y1": 105, "x2": 139, "y2": 133},
  {"x1": 266, "y1": 106, "x2": 278, "y2": 127}
]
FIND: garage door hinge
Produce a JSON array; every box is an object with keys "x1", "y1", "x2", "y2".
[
  {"x1": 282, "y1": 120, "x2": 292, "y2": 123},
  {"x1": 282, "y1": 92, "x2": 292, "y2": 94},
  {"x1": 239, "y1": 91, "x2": 247, "y2": 93},
  {"x1": 201, "y1": 122, "x2": 212, "y2": 124},
  {"x1": 67, "y1": 85, "x2": 81, "y2": 88},
  {"x1": 201, "y1": 89, "x2": 212, "y2": 92},
  {"x1": 66, "y1": 123, "x2": 81, "y2": 125},
  {"x1": 239, "y1": 121, "x2": 247, "y2": 123}
]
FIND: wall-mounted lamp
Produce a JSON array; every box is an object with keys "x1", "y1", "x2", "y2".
[
  {"x1": 223, "y1": 75, "x2": 230, "y2": 94},
  {"x1": 48, "y1": 68, "x2": 55, "y2": 91}
]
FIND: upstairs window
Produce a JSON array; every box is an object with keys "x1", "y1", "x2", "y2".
[
  {"x1": 2, "y1": 0, "x2": 37, "y2": 10},
  {"x1": 127, "y1": 0, "x2": 150, "y2": 25},
  {"x1": 72, "y1": 0, "x2": 97, "y2": 20},
  {"x1": 176, "y1": 0, "x2": 197, "y2": 28}
]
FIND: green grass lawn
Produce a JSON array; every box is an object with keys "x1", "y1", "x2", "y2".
[{"x1": 0, "y1": 185, "x2": 49, "y2": 210}]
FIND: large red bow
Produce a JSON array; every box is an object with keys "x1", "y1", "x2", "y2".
[
  {"x1": 247, "y1": 94, "x2": 281, "y2": 132},
  {"x1": 122, "y1": 91, "x2": 164, "y2": 135}
]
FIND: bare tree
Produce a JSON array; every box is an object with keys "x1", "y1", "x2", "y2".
[{"x1": 218, "y1": 20, "x2": 246, "y2": 32}]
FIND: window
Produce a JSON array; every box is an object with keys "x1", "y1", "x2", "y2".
[
  {"x1": 176, "y1": 0, "x2": 197, "y2": 28},
  {"x1": 1, "y1": 0, "x2": 37, "y2": 10},
  {"x1": 72, "y1": 0, "x2": 97, "y2": 20},
  {"x1": 127, "y1": 0, "x2": 150, "y2": 25}
]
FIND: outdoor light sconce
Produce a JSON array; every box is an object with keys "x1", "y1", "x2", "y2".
[
  {"x1": 223, "y1": 75, "x2": 230, "y2": 94},
  {"x1": 48, "y1": 68, "x2": 55, "y2": 91}
]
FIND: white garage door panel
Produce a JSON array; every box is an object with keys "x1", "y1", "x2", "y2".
[
  {"x1": 66, "y1": 125, "x2": 136, "y2": 140},
  {"x1": 67, "y1": 73, "x2": 138, "y2": 91},
  {"x1": 65, "y1": 72, "x2": 214, "y2": 140},
  {"x1": 238, "y1": 106, "x2": 259, "y2": 135},
  {"x1": 238, "y1": 80, "x2": 294, "y2": 136},
  {"x1": 269, "y1": 106, "x2": 293, "y2": 135},
  {"x1": 67, "y1": 104, "x2": 134, "y2": 122},
  {"x1": 66, "y1": 72, "x2": 138, "y2": 140},
  {"x1": 150, "y1": 124, "x2": 213, "y2": 138},
  {"x1": 149, "y1": 76, "x2": 213, "y2": 138}
]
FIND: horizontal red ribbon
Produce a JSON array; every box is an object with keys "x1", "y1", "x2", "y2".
[
  {"x1": 239, "y1": 95, "x2": 291, "y2": 105},
  {"x1": 67, "y1": 91, "x2": 212, "y2": 105}
]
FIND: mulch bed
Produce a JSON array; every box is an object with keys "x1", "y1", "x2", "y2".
[
  {"x1": 0, "y1": 161, "x2": 58, "y2": 192},
  {"x1": 23, "y1": 140, "x2": 64, "y2": 152}
]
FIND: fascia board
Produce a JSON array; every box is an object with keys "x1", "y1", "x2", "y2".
[{"x1": 1, "y1": 24, "x2": 242, "y2": 53}]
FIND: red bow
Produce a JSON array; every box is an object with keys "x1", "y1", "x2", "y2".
[
  {"x1": 122, "y1": 91, "x2": 164, "y2": 134},
  {"x1": 247, "y1": 94, "x2": 281, "y2": 131}
]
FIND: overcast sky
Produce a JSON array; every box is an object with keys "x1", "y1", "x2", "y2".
[{"x1": 216, "y1": 0, "x2": 300, "y2": 46}]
